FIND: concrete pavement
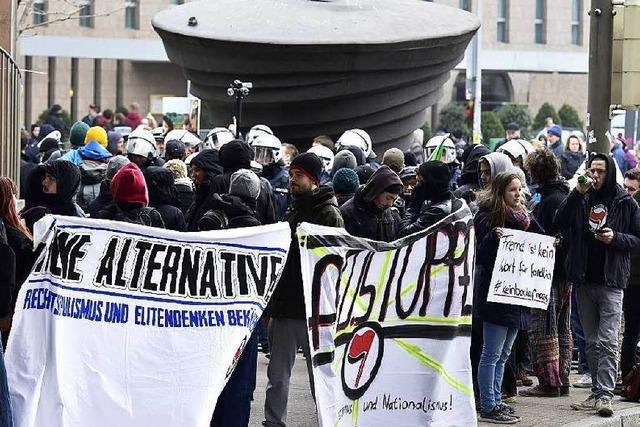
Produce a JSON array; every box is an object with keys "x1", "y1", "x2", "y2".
[{"x1": 248, "y1": 354, "x2": 640, "y2": 427}]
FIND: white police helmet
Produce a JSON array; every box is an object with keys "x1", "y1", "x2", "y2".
[
  {"x1": 424, "y1": 134, "x2": 458, "y2": 165},
  {"x1": 203, "y1": 127, "x2": 235, "y2": 150},
  {"x1": 252, "y1": 133, "x2": 282, "y2": 165},
  {"x1": 164, "y1": 129, "x2": 202, "y2": 149},
  {"x1": 246, "y1": 124, "x2": 274, "y2": 145},
  {"x1": 336, "y1": 129, "x2": 375, "y2": 159},
  {"x1": 307, "y1": 145, "x2": 335, "y2": 173},
  {"x1": 497, "y1": 139, "x2": 536, "y2": 164},
  {"x1": 126, "y1": 128, "x2": 157, "y2": 158}
]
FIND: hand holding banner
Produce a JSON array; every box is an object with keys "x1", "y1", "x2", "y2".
[{"x1": 488, "y1": 228, "x2": 556, "y2": 310}]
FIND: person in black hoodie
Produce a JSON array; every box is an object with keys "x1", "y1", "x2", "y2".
[
  {"x1": 519, "y1": 148, "x2": 572, "y2": 398},
  {"x1": 210, "y1": 140, "x2": 276, "y2": 225},
  {"x1": 185, "y1": 149, "x2": 223, "y2": 231},
  {"x1": 474, "y1": 172, "x2": 542, "y2": 423},
  {"x1": 340, "y1": 165, "x2": 402, "y2": 241},
  {"x1": 555, "y1": 153, "x2": 640, "y2": 417},
  {"x1": 399, "y1": 161, "x2": 464, "y2": 238},
  {"x1": 144, "y1": 167, "x2": 186, "y2": 231},
  {"x1": 455, "y1": 143, "x2": 491, "y2": 213},
  {"x1": 264, "y1": 153, "x2": 344, "y2": 427},
  {"x1": 97, "y1": 163, "x2": 165, "y2": 228},
  {"x1": 206, "y1": 169, "x2": 261, "y2": 427},
  {"x1": 21, "y1": 160, "x2": 85, "y2": 231}
]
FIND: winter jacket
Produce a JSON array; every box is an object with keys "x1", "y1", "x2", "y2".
[
  {"x1": 336, "y1": 193, "x2": 355, "y2": 207},
  {"x1": 4, "y1": 224, "x2": 35, "y2": 308},
  {"x1": 630, "y1": 190, "x2": 640, "y2": 289},
  {"x1": 144, "y1": 166, "x2": 186, "y2": 231},
  {"x1": 197, "y1": 194, "x2": 261, "y2": 231},
  {"x1": 209, "y1": 174, "x2": 276, "y2": 225},
  {"x1": 340, "y1": 166, "x2": 402, "y2": 241},
  {"x1": 549, "y1": 140, "x2": 564, "y2": 159},
  {"x1": 554, "y1": 155, "x2": 640, "y2": 288},
  {"x1": 88, "y1": 181, "x2": 113, "y2": 218},
  {"x1": 398, "y1": 196, "x2": 464, "y2": 238},
  {"x1": 263, "y1": 162, "x2": 290, "y2": 221},
  {"x1": 269, "y1": 186, "x2": 344, "y2": 319},
  {"x1": 76, "y1": 160, "x2": 108, "y2": 212},
  {"x1": 97, "y1": 202, "x2": 165, "y2": 228},
  {"x1": 626, "y1": 149, "x2": 638, "y2": 170},
  {"x1": 612, "y1": 145, "x2": 630, "y2": 175},
  {"x1": 23, "y1": 162, "x2": 86, "y2": 220},
  {"x1": 532, "y1": 180, "x2": 569, "y2": 281},
  {"x1": 473, "y1": 207, "x2": 542, "y2": 330},
  {"x1": 61, "y1": 141, "x2": 112, "y2": 166},
  {"x1": 153, "y1": 204, "x2": 186, "y2": 231},
  {"x1": 0, "y1": 220, "x2": 16, "y2": 318},
  {"x1": 560, "y1": 151, "x2": 585, "y2": 180}
]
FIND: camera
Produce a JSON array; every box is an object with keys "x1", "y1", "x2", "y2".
[{"x1": 227, "y1": 80, "x2": 253, "y2": 97}]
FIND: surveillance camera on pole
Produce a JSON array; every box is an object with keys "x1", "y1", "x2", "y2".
[{"x1": 227, "y1": 80, "x2": 253, "y2": 139}]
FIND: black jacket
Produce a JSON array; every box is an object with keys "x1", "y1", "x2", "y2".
[
  {"x1": 197, "y1": 194, "x2": 261, "y2": 231},
  {"x1": 399, "y1": 195, "x2": 464, "y2": 238},
  {"x1": 533, "y1": 180, "x2": 569, "y2": 281},
  {"x1": 97, "y1": 202, "x2": 165, "y2": 229},
  {"x1": 560, "y1": 151, "x2": 585, "y2": 180},
  {"x1": 88, "y1": 181, "x2": 113, "y2": 218},
  {"x1": 175, "y1": 181, "x2": 194, "y2": 215},
  {"x1": 554, "y1": 156, "x2": 640, "y2": 288},
  {"x1": 472, "y1": 207, "x2": 542, "y2": 330},
  {"x1": 0, "y1": 221, "x2": 16, "y2": 318},
  {"x1": 153, "y1": 204, "x2": 186, "y2": 231},
  {"x1": 341, "y1": 188, "x2": 400, "y2": 242},
  {"x1": 4, "y1": 224, "x2": 35, "y2": 309},
  {"x1": 269, "y1": 186, "x2": 344, "y2": 319},
  {"x1": 144, "y1": 167, "x2": 186, "y2": 232},
  {"x1": 209, "y1": 173, "x2": 276, "y2": 225}
]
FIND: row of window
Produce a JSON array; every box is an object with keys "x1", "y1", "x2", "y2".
[
  {"x1": 32, "y1": 0, "x2": 184, "y2": 30},
  {"x1": 461, "y1": 0, "x2": 584, "y2": 46}
]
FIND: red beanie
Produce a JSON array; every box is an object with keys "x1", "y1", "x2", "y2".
[{"x1": 110, "y1": 163, "x2": 149, "y2": 207}]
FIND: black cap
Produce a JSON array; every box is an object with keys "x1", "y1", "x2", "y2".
[
  {"x1": 290, "y1": 152, "x2": 324, "y2": 185},
  {"x1": 506, "y1": 122, "x2": 520, "y2": 132},
  {"x1": 165, "y1": 139, "x2": 186, "y2": 160}
]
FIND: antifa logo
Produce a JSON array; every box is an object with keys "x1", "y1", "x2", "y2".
[
  {"x1": 588, "y1": 204, "x2": 607, "y2": 232},
  {"x1": 341, "y1": 323, "x2": 384, "y2": 400}
]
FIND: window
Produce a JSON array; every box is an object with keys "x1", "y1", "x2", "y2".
[
  {"x1": 33, "y1": 0, "x2": 47, "y2": 25},
  {"x1": 497, "y1": 0, "x2": 508, "y2": 43},
  {"x1": 535, "y1": 0, "x2": 547, "y2": 44},
  {"x1": 125, "y1": 0, "x2": 139, "y2": 29},
  {"x1": 459, "y1": 0, "x2": 471, "y2": 11},
  {"x1": 453, "y1": 72, "x2": 513, "y2": 111},
  {"x1": 79, "y1": 0, "x2": 94, "y2": 28},
  {"x1": 571, "y1": 0, "x2": 583, "y2": 45}
]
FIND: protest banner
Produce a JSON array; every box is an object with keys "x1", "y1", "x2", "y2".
[
  {"x1": 298, "y1": 202, "x2": 477, "y2": 427},
  {"x1": 487, "y1": 228, "x2": 556, "y2": 310},
  {"x1": 6, "y1": 215, "x2": 290, "y2": 427}
]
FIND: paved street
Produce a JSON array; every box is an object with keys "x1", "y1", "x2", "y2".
[{"x1": 248, "y1": 354, "x2": 640, "y2": 427}]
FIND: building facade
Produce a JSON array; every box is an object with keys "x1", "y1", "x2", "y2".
[{"x1": 17, "y1": 0, "x2": 589, "y2": 131}]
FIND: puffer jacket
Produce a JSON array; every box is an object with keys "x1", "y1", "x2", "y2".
[{"x1": 269, "y1": 186, "x2": 344, "y2": 319}]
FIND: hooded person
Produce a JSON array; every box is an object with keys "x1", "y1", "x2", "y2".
[
  {"x1": 185, "y1": 149, "x2": 223, "y2": 231},
  {"x1": 107, "y1": 130, "x2": 124, "y2": 156},
  {"x1": 97, "y1": 163, "x2": 164, "y2": 228},
  {"x1": 143, "y1": 167, "x2": 186, "y2": 231},
  {"x1": 209, "y1": 139, "x2": 276, "y2": 225},
  {"x1": 48, "y1": 121, "x2": 90, "y2": 163},
  {"x1": 88, "y1": 155, "x2": 130, "y2": 217},
  {"x1": 398, "y1": 160, "x2": 464, "y2": 237},
  {"x1": 331, "y1": 150, "x2": 358, "y2": 177},
  {"x1": 332, "y1": 168, "x2": 360, "y2": 207},
  {"x1": 21, "y1": 160, "x2": 85, "y2": 231},
  {"x1": 455, "y1": 143, "x2": 491, "y2": 213},
  {"x1": 340, "y1": 165, "x2": 403, "y2": 241},
  {"x1": 342, "y1": 145, "x2": 367, "y2": 167},
  {"x1": 164, "y1": 159, "x2": 194, "y2": 215}
]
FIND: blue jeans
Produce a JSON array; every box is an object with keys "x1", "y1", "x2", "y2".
[
  {"x1": 478, "y1": 322, "x2": 518, "y2": 414},
  {"x1": 571, "y1": 285, "x2": 590, "y2": 375}
]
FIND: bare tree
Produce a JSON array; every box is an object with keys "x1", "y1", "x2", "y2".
[{"x1": 17, "y1": 0, "x2": 126, "y2": 35}]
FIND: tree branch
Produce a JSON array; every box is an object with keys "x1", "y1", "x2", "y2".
[{"x1": 19, "y1": 4, "x2": 127, "y2": 35}]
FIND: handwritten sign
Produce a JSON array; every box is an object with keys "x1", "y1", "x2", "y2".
[{"x1": 488, "y1": 228, "x2": 555, "y2": 310}]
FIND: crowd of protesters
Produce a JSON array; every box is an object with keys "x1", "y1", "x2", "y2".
[{"x1": 2, "y1": 103, "x2": 640, "y2": 426}]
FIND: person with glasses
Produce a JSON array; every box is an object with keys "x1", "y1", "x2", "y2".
[{"x1": 555, "y1": 154, "x2": 640, "y2": 417}]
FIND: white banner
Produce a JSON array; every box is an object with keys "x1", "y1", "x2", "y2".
[
  {"x1": 298, "y1": 203, "x2": 477, "y2": 427},
  {"x1": 487, "y1": 228, "x2": 555, "y2": 310},
  {"x1": 6, "y1": 215, "x2": 290, "y2": 427}
]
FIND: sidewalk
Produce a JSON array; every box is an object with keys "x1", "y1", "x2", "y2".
[{"x1": 248, "y1": 356, "x2": 640, "y2": 426}]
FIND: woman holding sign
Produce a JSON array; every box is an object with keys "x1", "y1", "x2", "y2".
[{"x1": 473, "y1": 172, "x2": 541, "y2": 424}]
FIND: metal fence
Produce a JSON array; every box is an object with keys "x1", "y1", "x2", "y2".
[{"x1": 0, "y1": 46, "x2": 22, "y2": 187}]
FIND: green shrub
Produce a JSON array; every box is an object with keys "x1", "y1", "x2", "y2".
[
  {"x1": 558, "y1": 104, "x2": 584, "y2": 129},
  {"x1": 498, "y1": 104, "x2": 532, "y2": 136},
  {"x1": 439, "y1": 103, "x2": 469, "y2": 136},
  {"x1": 481, "y1": 111, "x2": 505, "y2": 143},
  {"x1": 533, "y1": 102, "x2": 560, "y2": 130}
]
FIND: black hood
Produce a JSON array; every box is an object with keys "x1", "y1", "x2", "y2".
[
  {"x1": 219, "y1": 140, "x2": 253, "y2": 173},
  {"x1": 459, "y1": 144, "x2": 490, "y2": 186},
  {"x1": 587, "y1": 153, "x2": 618, "y2": 203},
  {"x1": 144, "y1": 166, "x2": 178, "y2": 206},
  {"x1": 211, "y1": 193, "x2": 255, "y2": 217},
  {"x1": 292, "y1": 185, "x2": 338, "y2": 211},
  {"x1": 191, "y1": 149, "x2": 222, "y2": 179},
  {"x1": 23, "y1": 160, "x2": 81, "y2": 216},
  {"x1": 537, "y1": 179, "x2": 570, "y2": 197},
  {"x1": 360, "y1": 165, "x2": 403, "y2": 203}
]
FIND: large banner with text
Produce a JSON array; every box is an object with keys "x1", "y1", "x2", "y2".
[
  {"x1": 298, "y1": 203, "x2": 477, "y2": 427},
  {"x1": 6, "y1": 215, "x2": 290, "y2": 427}
]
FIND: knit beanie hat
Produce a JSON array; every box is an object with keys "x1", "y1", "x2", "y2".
[
  {"x1": 85, "y1": 126, "x2": 109, "y2": 148},
  {"x1": 38, "y1": 124, "x2": 55, "y2": 142},
  {"x1": 382, "y1": 148, "x2": 405, "y2": 174},
  {"x1": 290, "y1": 152, "x2": 324, "y2": 185},
  {"x1": 355, "y1": 164, "x2": 375, "y2": 184},
  {"x1": 110, "y1": 162, "x2": 149, "y2": 207},
  {"x1": 343, "y1": 145, "x2": 366, "y2": 166},
  {"x1": 332, "y1": 150, "x2": 358, "y2": 175},
  {"x1": 230, "y1": 168, "x2": 261, "y2": 200},
  {"x1": 69, "y1": 121, "x2": 90, "y2": 147},
  {"x1": 547, "y1": 125, "x2": 562, "y2": 138},
  {"x1": 219, "y1": 139, "x2": 254, "y2": 173},
  {"x1": 191, "y1": 149, "x2": 223, "y2": 178},
  {"x1": 164, "y1": 159, "x2": 188, "y2": 179},
  {"x1": 107, "y1": 130, "x2": 123, "y2": 155},
  {"x1": 418, "y1": 161, "x2": 451, "y2": 191},
  {"x1": 106, "y1": 155, "x2": 130, "y2": 181},
  {"x1": 332, "y1": 168, "x2": 360, "y2": 194}
]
